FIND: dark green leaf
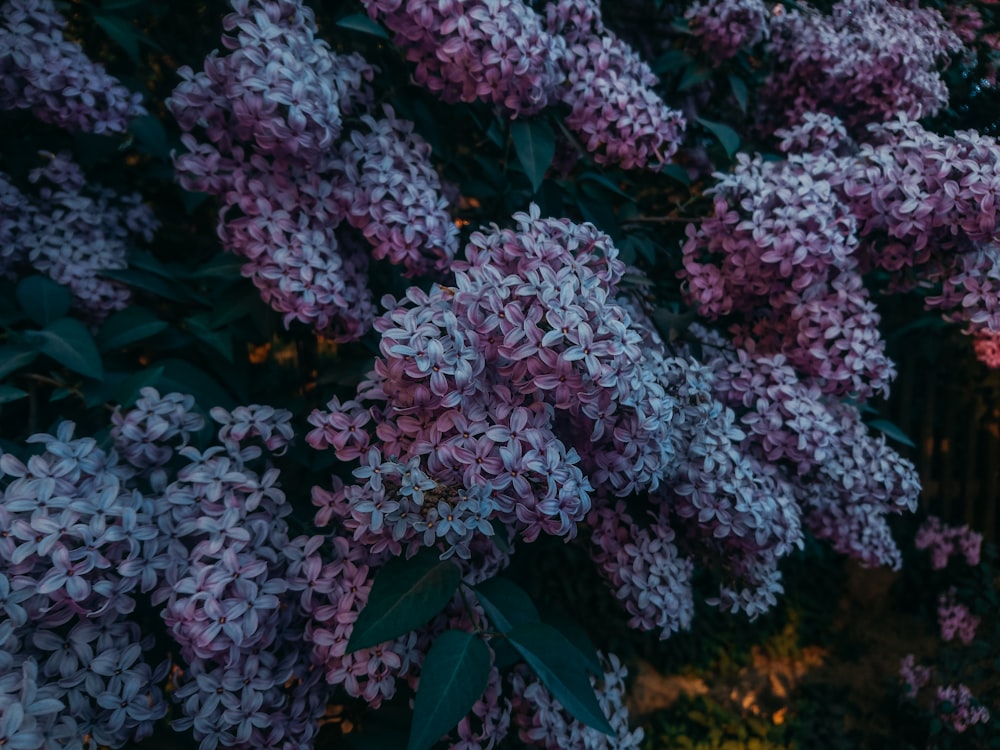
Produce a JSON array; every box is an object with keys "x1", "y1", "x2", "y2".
[
  {"x1": 94, "y1": 15, "x2": 140, "y2": 63},
  {"x1": 0, "y1": 385, "x2": 28, "y2": 404},
  {"x1": 348, "y1": 549, "x2": 462, "y2": 652},
  {"x1": 678, "y1": 64, "x2": 712, "y2": 91},
  {"x1": 337, "y1": 13, "x2": 390, "y2": 39},
  {"x1": 578, "y1": 172, "x2": 633, "y2": 201},
  {"x1": 728, "y1": 74, "x2": 749, "y2": 113},
  {"x1": 408, "y1": 630, "x2": 490, "y2": 750},
  {"x1": 186, "y1": 316, "x2": 233, "y2": 362},
  {"x1": 16, "y1": 276, "x2": 71, "y2": 326},
  {"x1": 543, "y1": 614, "x2": 603, "y2": 676},
  {"x1": 100, "y1": 0, "x2": 146, "y2": 9},
  {"x1": 0, "y1": 346, "x2": 38, "y2": 380},
  {"x1": 25, "y1": 318, "x2": 103, "y2": 379},
  {"x1": 511, "y1": 119, "x2": 555, "y2": 194},
  {"x1": 474, "y1": 578, "x2": 540, "y2": 633},
  {"x1": 696, "y1": 117, "x2": 741, "y2": 158},
  {"x1": 189, "y1": 255, "x2": 245, "y2": 280},
  {"x1": 154, "y1": 358, "x2": 235, "y2": 410},
  {"x1": 129, "y1": 115, "x2": 170, "y2": 159},
  {"x1": 101, "y1": 268, "x2": 185, "y2": 301},
  {"x1": 652, "y1": 49, "x2": 690, "y2": 75},
  {"x1": 97, "y1": 307, "x2": 167, "y2": 351},
  {"x1": 868, "y1": 419, "x2": 916, "y2": 448},
  {"x1": 506, "y1": 623, "x2": 614, "y2": 735},
  {"x1": 661, "y1": 164, "x2": 691, "y2": 186}
]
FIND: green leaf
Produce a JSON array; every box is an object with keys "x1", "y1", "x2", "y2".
[
  {"x1": 728, "y1": 74, "x2": 749, "y2": 113},
  {"x1": 868, "y1": 419, "x2": 916, "y2": 448},
  {"x1": 578, "y1": 172, "x2": 633, "y2": 201},
  {"x1": 0, "y1": 346, "x2": 38, "y2": 380},
  {"x1": 337, "y1": 13, "x2": 390, "y2": 39},
  {"x1": 100, "y1": 0, "x2": 146, "y2": 9},
  {"x1": 348, "y1": 549, "x2": 462, "y2": 652},
  {"x1": 678, "y1": 64, "x2": 712, "y2": 91},
  {"x1": 94, "y1": 15, "x2": 140, "y2": 63},
  {"x1": 154, "y1": 358, "x2": 235, "y2": 410},
  {"x1": 544, "y1": 614, "x2": 603, "y2": 676},
  {"x1": 652, "y1": 49, "x2": 691, "y2": 75},
  {"x1": 186, "y1": 315, "x2": 233, "y2": 362},
  {"x1": 511, "y1": 119, "x2": 555, "y2": 194},
  {"x1": 506, "y1": 623, "x2": 614, "y2": 735},
  {"x1": 25, "y1": 318, "x2": 103, "y2": 379},
  {"x1": 661, "y1": 164, "x2": 691, "y2": 186},
  {"x1": 129, "y1": 115, "x2": 170, "y2": 159},
  {"x1": 189, "y1": 255, "x2": 245, "y2": 280},
  {"x1": 474, "y1": 577, "x2": 540, "y2": 633},
  {"x1": 101, "y1": 268, "x2": 185, "y2": 301},
  {"x1": 16, "y1": 276, "x2": 71, "y2": 326},
  {"x1": 696, "y1": 117, "x2": 741, "y2": 158},
  {"x1": 97, "y1": 307, "x2": 167, "y2": 351},
  {"x1": 0, "y1": 385, "x2": 28, "y2": 404},
  {"x1": 408, "y1": 630, "x2": 491, "y2": 750}
]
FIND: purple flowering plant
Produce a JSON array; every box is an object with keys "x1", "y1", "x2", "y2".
[{"x1": 3, "y1": 0, "x2": 1000, "y2": 748}]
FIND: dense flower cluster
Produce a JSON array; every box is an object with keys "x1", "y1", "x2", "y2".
[
  {"x1": 762, "y1": 0, "x2": 962, "y2": 133},
  {"x1": 696, "y1": 329, "x2": 919, "y2": 570},
  {"x1": 0, "y1": 152, "x2": 156, "y2": 319},
  {"x1": 549, "y1": 0, "x2": 686, "y2": 170},
  {"x1": 972, "y1": 331, "x2": 1000, "y2": 368},
  {"x1": 169, "y1": 0, "x2": 457, "y2": 340},
  {"x1": 685, "y1": 0, "x2": 769, "y2": 64},
  {"x1": 360, "y1": 0, "x2": 564, "y2": 116},
  {"x1": 510, "y1": 652, "x2": 643, "y2": 749},
  {"x1": 0, "y1": 0, "x2": 145, "y2": 134},
  {"x1": 900, "y1": 654, "x2": 932, "y2": 700},
  {"x1": 0, "y1": 422, "x2": 169, "y2": 748},
  {"x1": 361, "y1": 0, "x2": 686, "y2": 171},
  {"x1": 914, "y1": 515, "x2": 983, "y2": 570}
]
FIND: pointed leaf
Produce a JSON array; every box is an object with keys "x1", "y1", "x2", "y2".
[
  {"x1": 661, "y1": 164, "x2": 691, "y2": 186},
  {"x1": 696, "y1": 117, "x2": 741, "y2": 158},
  {"x1": 868, "y1": 419, "x2": 916, "y2": 448},
  {"x1": 0, "y1": 346, "x2": 38, "y2": 380},
  {"x1": 0, "y1": 385, "x2": 28, "y2": 404},
  {"x1": 94, "y1": 14, "x2": 140, "y2": 63},
  {"x1": 101, "y1": 268, "x2": 185, "y2": 301},
  {"x1": 25, "y1": 318, "x2": 103, "y2": 379},
  {"x1": 337, "y1": 13, "x2": 390, "y2": 39},
  {"x1": 113, "y1": 366, "x2": 165, "y2": 407},
  {"x1": 511, "y1": 119, "x2": 555, "y2": 194},
  {"x1": 348, "y1": 549, "x2": 462, "y2": 652},
  {"x1": 506, "y1": 623, "x2": 614, "y2": 735},
  {"x1": 97, "y1": 307, "x2": 167, "y2": 351},
  {"x1": 679, "y1": 64, "x2": 712, "y2": 91},
  {"x1": 728, "y1": 74, "x2": 749, "y2": 113},
  {"x1": 16, "y1": 276, "x2": 71, "y2": 326},
  {"x1": 474, "y1": 577, "x2": 540, "y2": 633},
  {"x1": 544, "y1": 614, "x2": 603, "y2": 676},
  {"x1": 408, "y1": 630, "x2": 491, "y2": 750}
]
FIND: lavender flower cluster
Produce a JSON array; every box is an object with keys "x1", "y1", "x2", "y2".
[
  {"x1": 762, "y1": 0, "x2": 962, "y2": 133},
  {"x1": 685, "y1": 0, "x2": 769, "y2": 65},
  {"x1": 169, "y1": 0, "x2": 458, "y2": 341},
  {"x1": 0, "y1": 0, "x2": 146, "y2": 134},
  {"x1": 361, "y1": 0, "x2": 686, "y2": 171},
  {"x1": 683, "y1": 113, "x2": 1000, "y2": 398},
  {"x1": 698, "y1": 330, "x2": 920, "y2": 570},
  {"x1": 308, "y1": 207, "x2": 812, "y2": 631},
  {"x1": 0, "y1": 151, "x2": 157, "y2": 320}
]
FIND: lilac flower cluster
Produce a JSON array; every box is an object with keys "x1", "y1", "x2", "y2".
[
  {"x1": 973, "y1": 331, "x2": 1000, "y2": 368},
  {"x1": 685, "y1": 0, "x2": 769, "y2": 64},
  {"x1": 936, "y1": 683, "x2": 991, "y2": 733},
  {"x1": 0, "y1": 0, "x2": 146, "y2": 134},
  {"x1": 914, "y1": 515, "x2": 983, "y2": 570},
  {"x1": 681, "y1": 148, "x2": 895, "y2": 399},
  {"x1": 0, "y1": 422, "x2": 169, "y2": 748},
  {"x1": 697, "y1": 329, "x2": 919, "y2": 570},
  {"x1": 589, "y1": 500, "x2": 695, "y2": 639},
  {"x1": 0, "y1": 152, "x2": 157, "y2": 320},
  {"x1": 762, "y1": 0, "x2": 962, "y2": 133},
  {"x1": 899, "y1": 654, "x2": 932, "y2": 700},
  {"x1": 510, "y1": 652, "x2": 643, "y2": 749},
  {"x1": 169, "y1": 0, "x2": 457, "y2": 340},
  {"x1": 361, "y1": 0, "x2": 686, "y2": 171},
  {"x1": 360, "y1": 0, "x2": 564, "y2": 117},
  {"x1": 548, "y1": 0, "x2": 686, "y2": 171},
  {"x1": 938, "y1": 588, "x2": 980, "y2": 645}
]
